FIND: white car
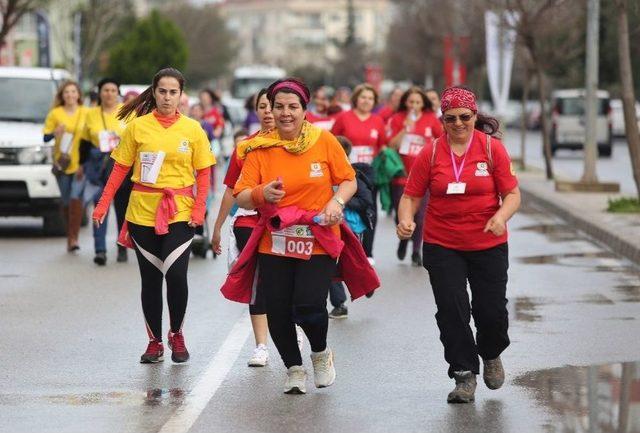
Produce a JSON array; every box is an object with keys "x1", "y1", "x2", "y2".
[
  {"x1": 610, "y1": 98, "x2": 640, "y2": 137},
  {"x1": 0, "y1": 67, "x2": 71, "y2": 234}
]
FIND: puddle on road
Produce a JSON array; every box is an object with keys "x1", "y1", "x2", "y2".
[
  {"x1": 518, "y1": 251, "x2": 617, "y2": 266},
  {"x1": 616, "y1": 285, "x2": 640, "y2": 303},
  {"x1": 515, "y1": 361, "x2": 640, "y2": 433},
  {"x1": 0, "y1": 388, "x2": 186, "y2": 407},
  {"x1": 517, "y1": 223, "x2": 583, "y2": 242},
  {"x1": 513, "y1": 297, "x2": 544, "y2": 322}
]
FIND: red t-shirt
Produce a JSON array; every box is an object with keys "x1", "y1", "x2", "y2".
[
  {"x1": 306, "y1": 111, "x2": 337, "y2": 130},
  {"x1": 331, "y1": 110, "x2": 386, "y2": 165},
  {"x1": 377, "y1": 105, "x2": 395, "y2": 122},
  {"x1": 404, "y1": 129, "x2": 518, "y2": 251},
  {"x1": 387, "y1": 111, "x2": 443, "y2": 186},
  {"x1": 204, "y1": 107, "x2": 225, "y2": 132},
  {"x1": 223, "y1": 147, "x2": 258, "y2": 228}
]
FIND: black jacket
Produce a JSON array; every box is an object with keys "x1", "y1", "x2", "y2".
[{"x1": 348, "y1": 163, "x2": 376, "y2": 231}]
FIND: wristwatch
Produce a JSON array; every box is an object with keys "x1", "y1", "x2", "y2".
[{"x1": 333, "y1": 196, "x2": 345, "y2": 208}]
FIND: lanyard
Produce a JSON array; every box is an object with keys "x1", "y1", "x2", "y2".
[{"x1": 449, "y1": 133, "x2": 473, "y2": 182}]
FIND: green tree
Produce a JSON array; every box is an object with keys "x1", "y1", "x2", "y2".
[
  {"x1": 164, "y1": 2, "x2": 236, "y2": 87},
  {"x1": 107, "y1": 10, "x2": 188, "y2": 84}
]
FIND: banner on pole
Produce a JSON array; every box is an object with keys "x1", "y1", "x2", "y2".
[{"x1": 485, "y1": 10, "x2": 519, "y2": 117}]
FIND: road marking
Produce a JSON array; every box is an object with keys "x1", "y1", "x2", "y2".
[{"x1": 158, "y1": 312, "x2": 252, "y2": 433}]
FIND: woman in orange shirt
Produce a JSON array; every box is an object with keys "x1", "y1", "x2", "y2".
[{"x1": 234, "y1": 78, "x2": 356, "y2": 394}]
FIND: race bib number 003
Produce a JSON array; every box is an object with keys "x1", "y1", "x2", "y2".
[{"x1": 271, "y1": 225, "x2": 315, "y2": 260}]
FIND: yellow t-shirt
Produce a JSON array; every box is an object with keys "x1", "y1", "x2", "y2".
[
  {"x1": 43, "y1": 106, "x2": 88, "y2": 174},
  {"x1": 81, "y1": 104, "x2": 126, "y2": 149},
  {"x1": 111, "y1": 113, "x2": 216, "y2": 226}
]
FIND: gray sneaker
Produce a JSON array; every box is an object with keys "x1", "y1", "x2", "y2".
[
  {"x1": 284, "y1": 365, "x2": 307, "y2": 394},
  {"x1": 310, "y1": 347, "x2": 336, "y2": 388},
  {"x1": 483, "y1": 356, "x2": 505, "y2": 390},
  {"x1": 329, "y1": 305, "x2": 348, "y2": 319},
  {"x1": 447, "y1": 371, "x2": 477, "y2": 403}
]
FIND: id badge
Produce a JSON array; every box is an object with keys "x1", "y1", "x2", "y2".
[
  {"x1": 271, "y1": 225, "x2": 315, "y2": 260},
  {"x1": 140, "y1": 151, "x2": 166, "y2": 184},
  {"x1": 59, "y1": 132, "x2": 74, "y2": 154},
  {"x1": 99, "y1": 130, "x2": 120, "y2": 153},
  {"x1": 446, "y1": 182, "x2": 466, "y2": 195}
]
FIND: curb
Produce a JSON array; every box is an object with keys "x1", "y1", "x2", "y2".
[{"x1": 519, "y1": 185, "x2": 640, "y2": 267}]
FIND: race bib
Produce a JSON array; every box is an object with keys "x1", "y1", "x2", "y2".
[
  {"x1": 99, "y1": 130, "x2": 120, "y2": 153},
  {"x1": 271, "y1": 225, "x2": 315, "y2": 260},
  {"x1": 59, "y1": 132, "x2": 74, "y2": 154},
  {"x1": 350, "y1": 145, "x2": 375, "y2": 164},
  {"x1": 399, "y1": 133, "x2": 426, "y2": 156},
  {"x1": 140, "y1": 151, "x2": 166, "y2": 184}
]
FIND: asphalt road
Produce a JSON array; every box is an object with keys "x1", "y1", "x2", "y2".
[{"x1": 1, "y1": 195, "x2": 639, "y2": 432}]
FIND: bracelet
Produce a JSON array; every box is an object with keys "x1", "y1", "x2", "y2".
[{"x1": 333, "y1": 196, "x2": 345, "y2": 208}]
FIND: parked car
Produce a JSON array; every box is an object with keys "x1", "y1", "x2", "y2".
[
  {"x1": 0, "y1": 67, "x2": 71, "y2": 234},
  {"x1": 550, "y1": 89, "x2": 612, "y2": 157},
  {"x1": 610, "y1": 98, "x2": 640, "y2": 137}
]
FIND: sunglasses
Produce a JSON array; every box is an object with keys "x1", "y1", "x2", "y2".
[{"x1": 443, "y1": 113, "x2": 474, "y2": 123}]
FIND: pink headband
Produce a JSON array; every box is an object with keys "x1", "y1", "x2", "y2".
[
  {"x1": 271, "y1": 81, "x2": 310, "y2": 105},
  {"x1": 440, "y1": 87, "x2": 477, "y2": 113}
]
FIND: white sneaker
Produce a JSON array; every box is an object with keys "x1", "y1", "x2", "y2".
[
  {"x1": 247, "y1": 344, "x2": 269, "y2": 367},
  {"x1": 310, "y1": 347, "x2": 336, "y2": 388},
  {"x1": 296, "y1": 325, "x2": 304, "y2": 352},
  {"x1": 284, "y1": 365, "x2": 307, "y2": 394}
]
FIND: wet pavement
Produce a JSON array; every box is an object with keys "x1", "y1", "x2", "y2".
[{"x1": 1, "y1": 197, "x2": 639, "y2": 432}]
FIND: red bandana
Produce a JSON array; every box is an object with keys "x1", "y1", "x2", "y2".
[{"x1": 440, "y1": 87, "x2": 478, "y2": 113}]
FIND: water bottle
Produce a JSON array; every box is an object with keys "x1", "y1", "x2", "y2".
[{"x1": 313, "y1": 214, "x2": 330, "y2": 226}]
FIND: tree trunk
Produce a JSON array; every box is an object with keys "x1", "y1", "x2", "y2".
[
  {"x1": 616, "y1": 0, "x2": 640, "y2": 200},
  {"x1": 520, "y1": 67, "x2": 530, "y2": 170},
  {"x1": 534, "y1": 61, "x2": 554, "y2": 179}
]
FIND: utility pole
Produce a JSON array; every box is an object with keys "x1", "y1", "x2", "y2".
[{"x1": 581, "y1": 0, "x2": 599, "y2": 184}]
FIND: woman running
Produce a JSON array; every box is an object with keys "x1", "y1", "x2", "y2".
[
  {"x1": 211, "y1": 88, "x2": 275, "y2": 367},
  {"x1": 44, "y1": 80, "x2": 88, "y2": 253},
  {"x1": 79, "y1": 78, "x2": 128, "y2": 265},
  {"x1": 92, "y1": 68, "x2": 216, "y2": 363},
  {"x1": 232, "y1": 78, "x2": 357, "y2": 394},
  {"x1": 387, "y1": 86, "x2": 443, "y2": 266}
]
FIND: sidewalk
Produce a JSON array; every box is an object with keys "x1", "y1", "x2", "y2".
[{"x1": 517, "y1": 167, "x2": 640, "y2": 266}]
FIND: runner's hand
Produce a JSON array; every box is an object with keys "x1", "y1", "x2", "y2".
[
  {"x1": 211, "y1": 228, "x2": 222, "y2": 255},
  {"x1": 322, "y1": 199, "x2": 343, "y2": 226},
  {"x1": 263, "y1": 179, "x2": 285, "y2": 203},
  {"x1": 397, "y1": 220, "x2": 416, "y2": 240},
  {"x1": 54, "y1": 125, "x2": 65, "y2": 140},
  {"x1": 483, "y1": 214, "x2": 506, "y2": 236}
]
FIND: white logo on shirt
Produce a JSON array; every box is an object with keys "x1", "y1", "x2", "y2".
[
  {"x1": 475, "y1": 161, "x2": 490, "y2": 177},
  {"x1": 370, "y1": 129, "x2": 378, "y2": 139},
  {"x1": 310, "y1": 162, "x2": 323, "y2": 178},
  {"x1": 178, "y1": 139, "x2": 190, "y2": 153}
]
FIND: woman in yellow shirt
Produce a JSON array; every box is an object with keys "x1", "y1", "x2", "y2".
[
  {"x1": 92, "y1": 68, "x2": 216, "y2": 364},
  {"x1": 43, "y1": 80, "x2": 88, "y2": 252},
  {"x1": 79, "y1": 78, "x2": 128, "y2": 266}
]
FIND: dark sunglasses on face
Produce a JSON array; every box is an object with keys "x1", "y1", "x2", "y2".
[{"x1": 443, "y1": 113, "x2": 474, "y2": 123}]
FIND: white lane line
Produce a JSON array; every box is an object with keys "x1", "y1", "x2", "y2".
[{"x1": 158, "y1": 313, "x2": 252, "y2": 433}]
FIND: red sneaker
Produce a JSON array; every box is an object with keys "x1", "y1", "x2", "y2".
[
  {"x1": 140, "y1": 339, "x2": 164, "y2": 363},
  {"x1": 167, "y1": 330, "x2": 190, "y2": 363}
]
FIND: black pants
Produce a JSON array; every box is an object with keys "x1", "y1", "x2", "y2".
[
  {"x1": 329, "y1": 281, "x2": 347, "y2": 308},
  {"x1": 422, "y1": 242, "x2": 510, "y2": 378},
  {"x1": 233, "y1": 226, "x2": 266, "y2": 315},
  {"x1": 129, "y1": 222, "x2": 194, "y2": 341},
  {"x1": 362, "y1": 186, "x2": 377, "y2": 258},
  {"x1": 258, "y1": 254, "x2": 337, "y2": 368}
]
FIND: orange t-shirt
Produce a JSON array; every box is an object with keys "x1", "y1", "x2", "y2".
[{"x1": 234, "y1": 129, "x2": 355, "y2": 255}]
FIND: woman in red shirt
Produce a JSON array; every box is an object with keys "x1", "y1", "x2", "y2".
[
  {"x1": 387, "y1": 86, "x2": 443, "y2": 266},
  {"x1": 397, "y1": 86, "x2": 520, "y2": 404},
  {"x1": 331, "y1": 83, "x2": 386, "y2": 260}
]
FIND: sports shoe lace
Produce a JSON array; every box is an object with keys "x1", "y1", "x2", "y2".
[
  {"x1": 145, "y1": 340, "x2": 162, "y2": 355},
  {"x1": 171, "y1": 332, "x2": 186, "y2": 353}
]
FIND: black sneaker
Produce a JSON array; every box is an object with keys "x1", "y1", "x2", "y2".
[
  {"x1": 329, "y1": 305, "x2": 348, "y2": 319},
  {"x1": 411, "y1": 252, "x2": 422, "y2": 267},
  {"x1": 94, "y1": 251, "x2": 107, "y2": 266},
  {"x1": 397, "y1": 240, "x2": 408, "y2": 261},
  {"x1": 117, "y1": 245, "x2": 128, "y2": 263}
]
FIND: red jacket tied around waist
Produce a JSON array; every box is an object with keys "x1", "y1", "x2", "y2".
[{"x1": 220, "y1": 203, "x2": 380, "y2": 303}]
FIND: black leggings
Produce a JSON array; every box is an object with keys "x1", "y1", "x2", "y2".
[
  {"x1": 113, "y1": 175, "x2": 133, "y2": 235},
  {"x1": 233, "y1": 226, "x2": 266, "y2": 315},
  {"x1": 129, "y1": 222, "x2": 194, "y2": 341},
  {"x1": 258, "y1": 254, "x2": 336, "y2": 368},
  {"x1": 362, "y1": 186, "x2": 377, "y2": 258}
]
